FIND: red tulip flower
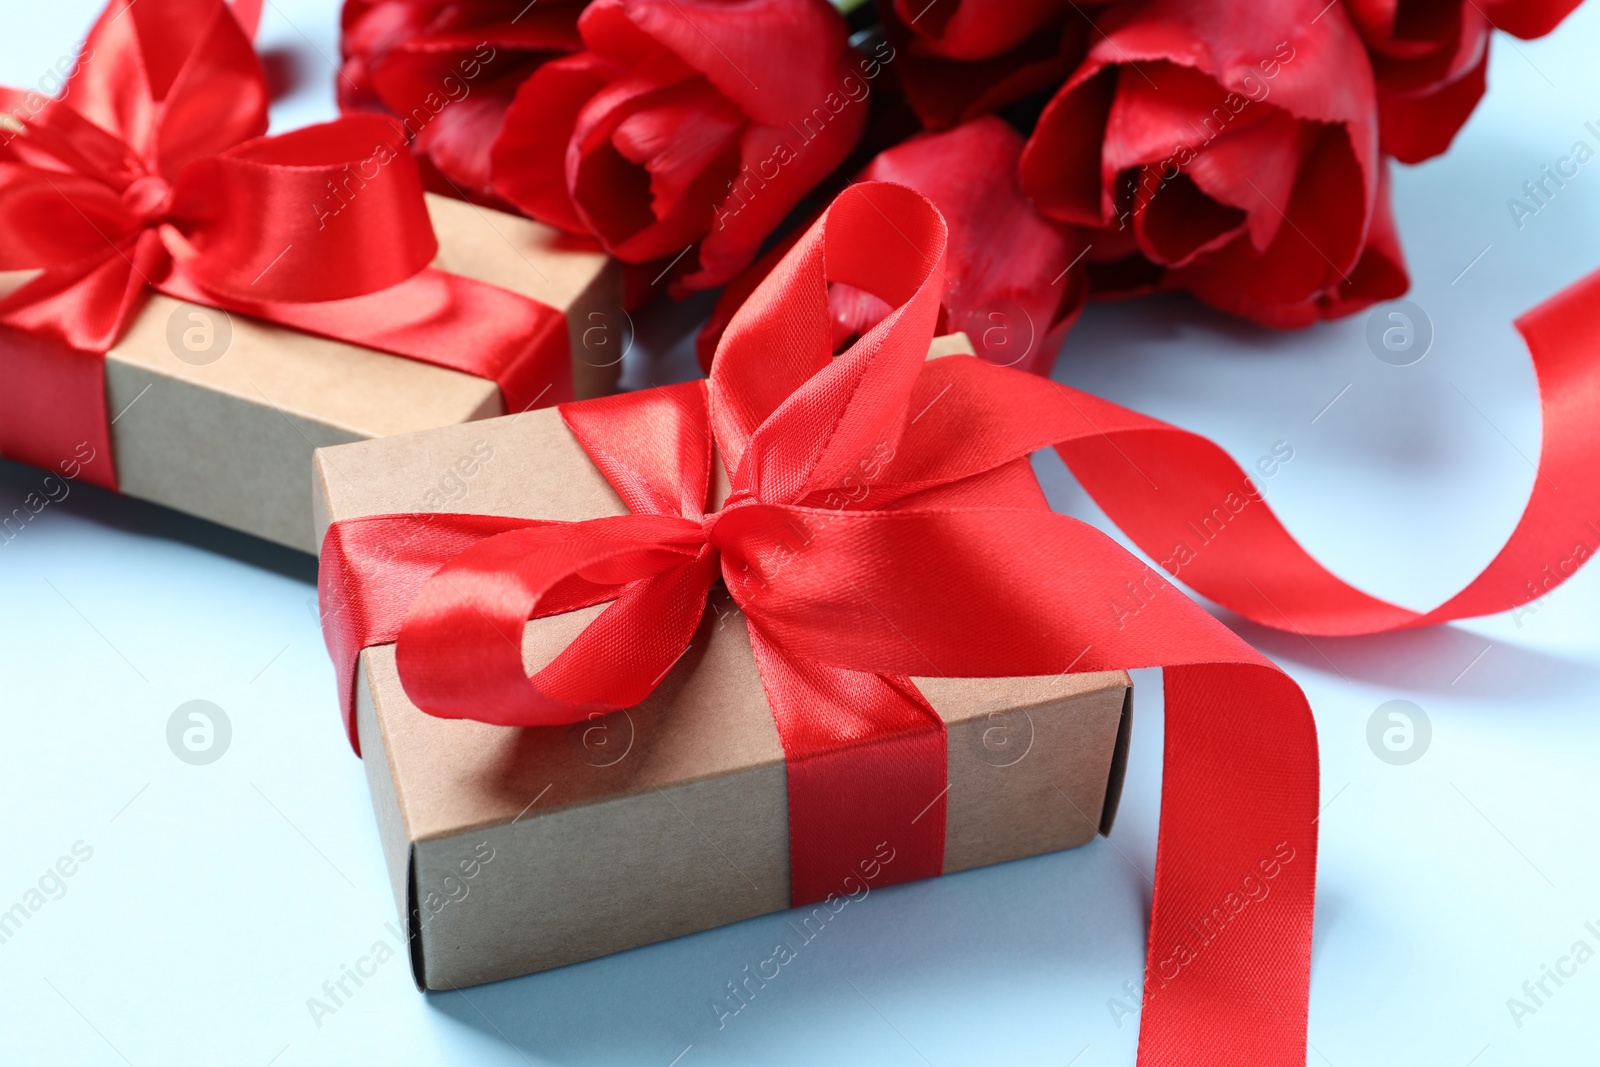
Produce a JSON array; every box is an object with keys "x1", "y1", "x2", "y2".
[
  {"x1": 1345, "y1": 0, "x2": 1582, "y2": 162},
  {"x1": 1019, "y1": 0, "x2": 1408, "y2": 327},
  {"x1": 880, "y1": 0, "x2": 1090, "y2": 130},
  {"x1": 491, "y1": 0, "x2": 880, "y2": 290},
  {"x1": 339, "y1": 0, "x2": 587, "y2": 199}
]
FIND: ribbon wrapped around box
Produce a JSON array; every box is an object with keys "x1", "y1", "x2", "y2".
[
  {"x1": 317, "y1": 181, "x2": 1322, "y2": 1066},
  {"x1": 0, "y1": 0, "x2": 619, "y2": 552}
]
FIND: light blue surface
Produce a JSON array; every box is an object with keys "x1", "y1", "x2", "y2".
[{"x1": 3, "y1": 3, "x2": 1600, "y2": 1065}]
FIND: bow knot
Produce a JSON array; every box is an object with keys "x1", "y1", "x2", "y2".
[
  {"x1": 0, "y1": 0, "x2": 438, "y2": 353},
  {"x1": 699, "y1": 510, "x2": 726, "y2": 545},
  {"x1": 715, "y1": 485, "x2": 759, "y2": 515},
  {"x1": 119, "y1": 173, "x2": 173, "y2": 225}
]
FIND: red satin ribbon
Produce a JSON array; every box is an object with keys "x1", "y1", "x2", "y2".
[
  {"x1": 319, "y1": 182, "x2": 1323, "y2": 1065},
  {"x1": 0, "y1": 0, "x2": 570, "y2": 490},
  {"x1": 227, "y1": 0, "x2": 262, "y2": 37},
  {"x1": 1047, "y1": 269, "x2": 1600, "y2": 636}
]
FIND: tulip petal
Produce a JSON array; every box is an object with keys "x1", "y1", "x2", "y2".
[
  {"x1": 1186, "y1": 107, "x2": 1304, "y2": 251},
  {"x1": 886, "y1": 8, "x2": 1084, "y2": 130},
  {"x1": 863, "y1": 117, "x2": 1085, "y2": 373},
  {"x1": 610, "y1": 76, "x2": 744, "y2": 225},
  {"x1": 1485, "y1": 0, "x2": 1584, "y2": 37},
  {"x1": 615, "y1": 0, "x2": 852, "y2": 127},
  {"x1": 572, "y1": 72, "x2": 740, "y2": 262},
  {"x1": 1133, "y1": 170, "x2": 1247, "y2": 268},
  {"x1": 1175, "y1": 125, "x2": 1367, "y2": 323},
  {"x1": 1376, "y1": 43, "x2": 1487, "y2": 163},
  {"x1": 411, "y1": 94, "x2": 511, "y2": 197},
  {"x1": 890, "y1": 0, "x2": 1068, "y2": 60},
  {"x1": 699, "y1": 117, "x2": 1085, "y2": 374},
  {"x1": 1103, "y1": 61, "x2": 1265, "y2": 180},
  {"x1": 1320, "y1": 158, "x2": 1408, "y2": 319},
  {"x1": 1025, "y1": 0, "x2": 1383, "y2": 325},
  {"x1": 683, "y1": 97, "x2": 866, "y2": 288},
  {"x1": 492, "y1": 52, "x2": 619, "y2": 234},
  {"x1": 1018, "y1": 67, "x2": 1117, "y2": 226}
]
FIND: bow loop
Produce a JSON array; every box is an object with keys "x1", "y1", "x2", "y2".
[
  {"x1": 168, "y1": 115, "x2": 437, "y2": 303},
  {"x1": 710, "y1": 181, "x2": 947, "y2": 506},
  {"x1": 394, "y1": 513, "x2": 716, "y2": 727},
  {"x1": 0, "y1": 92, "x2": 145, "y2": 187},
  {"x1": 72, "y1": 0, "x2": 267, "y2": 165},
  {"x1": 560, "y1": 380, "x2": 714, "y2": 520},
  {"x1": 0, "y1": 167, "x2": 139, "y2": 273},
  {"x1": 707, "y1": 196, "x2": 832, "y2": 477},
  {"x1": 149, "y1": 0, "x2": 269, "y2": 175}
]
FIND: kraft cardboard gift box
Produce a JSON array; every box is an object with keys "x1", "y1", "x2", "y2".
[
  {"x1": 312, "y1": 334, "x2": 1133, "y2": 990},
  {"x1": 0, "y1": 193, "x2": 620, "y2": 553}
]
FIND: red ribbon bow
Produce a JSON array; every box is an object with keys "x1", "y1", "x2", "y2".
[
  {"x1": 0, "y1": 0, "x2": 573, "y2": 489},
  {"x1": 320, "y1": 181, "x2": 1322, "y2": 1066}
]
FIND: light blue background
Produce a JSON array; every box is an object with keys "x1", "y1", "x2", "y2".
[{"x1": 3, "y1": 3, "x2": 1600, "y2": 1064}]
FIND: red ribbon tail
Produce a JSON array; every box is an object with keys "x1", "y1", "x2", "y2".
[
  {"x1": 748, "y1": 631, "x2": 947, "y2": 905},
  {"x1": 1136, "y1": 662, "x2": 1317, "y2": 1066}
]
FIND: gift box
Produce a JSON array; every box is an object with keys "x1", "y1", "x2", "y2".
[
  {"x1": 0, "y1": 0, "x2": 619, "y2": 553},
  {"x1": 313, "y1": 333, "x2": 1132, "y2": 989},
  {"x1": 0, "y1": 193, "x2": 618, "y2": 553},
  {"x1": 313, "y1": 182, "x2": 1323, "y2": 1067}
]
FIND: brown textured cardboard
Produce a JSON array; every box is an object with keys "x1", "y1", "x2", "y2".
[
  {"x1": 314, "y1": 334, "x2": 1132, "y2": 990},
  {"x1": 89, "y1": 193, "x2": 620, "y2": 552}
]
